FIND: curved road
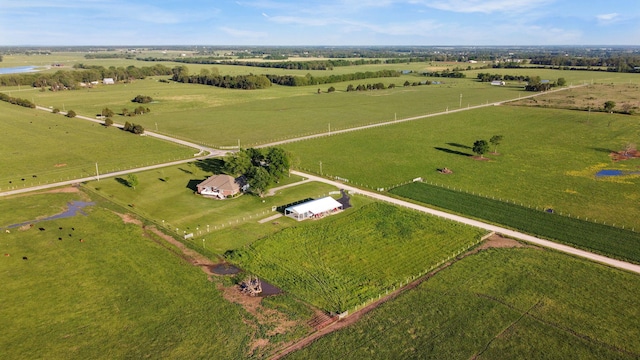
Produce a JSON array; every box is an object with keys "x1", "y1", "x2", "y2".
[{"x1": 291, "y1": 170, "x2": 640, "y2": 275}]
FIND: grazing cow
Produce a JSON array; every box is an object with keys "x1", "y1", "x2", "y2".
[{"x1": 22, "y1": 256, "x2": 28, "y2": 260}]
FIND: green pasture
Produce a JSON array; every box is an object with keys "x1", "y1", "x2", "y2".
[
  {"x1": 226, "y1": 202, "x2": 486, "y2": 313},
  {"x1": 390, "y1": 182, "x2": 640, "y2": 263},
  {"x1": 282, "y1": 106, "x2": 640, "y2": 228},
  {"x1": 0, "y1": 193, "x2": 266, "y2": 359},
  {"x1": 0, "y1": 191, "x2": 81, "y2": 228},
  {"x1": 464, "y1": 66, "x2": 640, "y2": 86},
  {"x1": 84, "y1": 161, "x2": 339, "y2": 252},
  {"x1": 286, "y1": 247, "x2": 640, "y2": 360},
  {"x1": 13, "y1": 75, "x2": 521, "y2": 147},
  {"x1": 0, "y1": 102, "x2": 194, "y2": 186}
]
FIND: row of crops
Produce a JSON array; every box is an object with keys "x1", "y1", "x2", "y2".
[
  {"x1": 389, "y1": 182, "x2": 640, "y2": 264},
  {"x1": 226, "y1": 202, "x2": 486, "y2": 313}
]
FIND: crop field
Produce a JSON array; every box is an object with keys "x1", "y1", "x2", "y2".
[
  {"x1": 84, "y1": 161, "x2": 339, "y2": 252},
  {"x1": 390, "y1": 182, "x2": 640, "y2": 263},
  {"x1": 0, "y1": 192, "x2": 273, "y2": 359},
  {"x1": 282, "y1": 105, "x2": 640, "y2": 228},
  {"x1": 286, "y1": 247, "x2": 640, "y2": 360},
  {"x1": 226, "y1": 202, "x2": 487, "y2": 313},
  {"x1": 0, "y1": 102, "x2": 194, "y2": 186}
]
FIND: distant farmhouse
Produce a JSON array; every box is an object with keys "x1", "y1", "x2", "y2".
[
  {"x1": 103, "y1": 78, "x2": 115, "y2": 85},
  {"x1": 196, "y1": 174, "x2": 248, "y2": 199}
]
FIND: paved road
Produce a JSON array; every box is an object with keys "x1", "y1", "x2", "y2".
[{"x1": 291, "y1": 170, "x2": 640, "y2": 275}]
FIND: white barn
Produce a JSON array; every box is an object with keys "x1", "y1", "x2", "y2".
[
  {"x1": 103, "y1": 78, "x2": 115, "y2": 85},
  {"x1": 490, "y1": 80, "x2": 505, "y2": 86},
  {"x1": 284, "y1": 197, "x2": 343, "y2": 221}
]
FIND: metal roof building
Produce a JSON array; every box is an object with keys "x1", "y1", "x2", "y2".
[{"x1": 284, "y1": 197, "x2": 343, "y2": 221}]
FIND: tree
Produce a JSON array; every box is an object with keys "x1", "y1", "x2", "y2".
[
  {"x1": 224, "y1": 150, "x2": 252, "y2": 176},
  {"x1": 52, "y1": 108, "x2": 60, "y2": 114},
  {"x1": 127, "y1": 174, "x2": 139, "y2": 190},
  {"x1": 132, "y1": 95, "x2": 153, "y2": 104},
  {"x1": 264, "y1": 147, "x2": 291, "y2": 180},
  {"x1": 557, "y1": 77, "x2": 567, "y2": 86},
  {"x1": 66, "y1": 110, "x2": 76, "y2": 118},
  {"x1": 247, "y1": 166, "x2": 270, "y2": 197},
  {"x1": 104, "y1": 117, "x2": 113, "y2": 127},
  {"x1": 472, "y1": 140, "x2": 489, "y2": 158},
  {"x1": 123, "y1": 121, "x2": 133, "y2": 132},
  {"x1": 102, "y1": 107, "x2": 114, "y2": 118},
  {"x1": 403, "y1": 80, "x2": 410, "y2": 87},
  {"x1": 346, "y1": 84, "x2": 354, "y2": 92},
  {"x1": 604, "y1": 101, "x2": 616, "y2": 113},
  {"x1": 489, "y1": 135, "x2": 503, "y2": 154},
  {"x1": 327, "y1": 86, "x2": 335, "y2": 93},
  {"x1": 132, "y1": 124, "x2": 144, "y2": 134}
]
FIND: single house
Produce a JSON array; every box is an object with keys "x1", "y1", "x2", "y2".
[
  {"x1": 284, "y1": 196, "x2": 343, "y2": 221},
  {"x1": 103, "y1": 78, "x2": 115, "y2": 85},
  {"x1": 490, "y1": 80, "x2": 506, "y2": 86},
  {"x1": 196, "y1": 175, "x2": 248, "y2": 199}
]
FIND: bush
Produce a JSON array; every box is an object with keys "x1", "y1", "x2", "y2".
[
  {"x1": 52, "y1": 108, "x2": 60, "y2": 114},
  {"x1": 132, "y1": 95, "x2": 153, "y2": 104},
  {"x1": 66, "y1": 110, "x2": 76, "y2": 118}
]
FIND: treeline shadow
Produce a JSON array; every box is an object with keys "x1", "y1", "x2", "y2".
[
  {"x1": 194, "y1": 158, "x2": 225, "y2": 174},
  {"x1": 115, "y1": 177, "x2": 131, "y2": 187},
  {"x1": 446, "y1": 142, "x2": 472, "y2": 149},
  {"x1": 590, "y1": 147, "x2": 615, "y2": 154},
  {"x1": 434, "y1": 147, "x2": 472, "y2": 157},
  {"x1": 186, "y1": 179, "x2": 201, "y2": 192}
]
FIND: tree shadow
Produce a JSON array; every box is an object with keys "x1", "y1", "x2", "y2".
[
  {"x1": 194, "y1": 158, "x2": 225, "y2": 174},
  {"x1": 590, "y1": 147, "x2": 615, "y2": 154},
  {"x1": 115, "y1": 177, "x2": 131, "y2": 188},
  {"x1": 434, "y1": 147, "x2": 472, "y2": 157},
  {"x1": 186, "y1": 179, "x2": 201, "y2": 192},
  {"x1": 178, "y1": 167, "x2": 193, "y2": 175},
  {"x1": 446, "y1": 142, "x2": 472, "y2": 149}
]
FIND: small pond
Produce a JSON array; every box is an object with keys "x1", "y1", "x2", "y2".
[
  {"x1": 5, "y1": 201, "x2": 95, "y2": 229},
  {"x1": 0, "y1": 66, "x2": 41, "y2": 75},
  {"x1": 596, "y1": 169, "x2": 640, "y2": 177}
]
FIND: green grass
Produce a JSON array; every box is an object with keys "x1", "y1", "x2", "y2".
[
  {"x1": 226, "y1": 202, "x2": 486, "y2": 313},
  {"x1": 390, "y1": 181, "x2": 640, "y2": 263},
  {"x1": 0, "y1": 191, "x2": 81, "y2": 227},
  {"x1": 0, "y1": 101, "x2": 194, "y2": 186},
  {"x1": 282, "y1": 105, "x2": 640, "y2": 228},
  {"x1": 0, "y1": 194, "x2": 259, "y2": 359},
  {"x1": 286, "y1": 247, "x2": 640, "y2": 360}
]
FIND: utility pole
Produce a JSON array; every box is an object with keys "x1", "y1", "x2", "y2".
[
  {"x1": 319, "y1": 161, "x2": 323, "y2": 176},
  {"x1": 95, "y1": 162, "x2": 100, "y2": 181},
  {"x1": 328, "y1": 123, "x2": 331, "y2": 135},
  {"x1": 237, "y1": 139, "x2": 240, "y2": 150},
  {"x1": 459, "y1": 93, "x2": 462, "y2": 108}
]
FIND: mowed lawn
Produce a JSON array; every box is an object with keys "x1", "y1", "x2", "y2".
[
  {"x1": 0, "y1": 193, "x2": 256, "y2": 359},
  {"x1": 0, "y1": 102, "x2": 194, "y2": 186},
  {"x1": 282, "y1": 105, "x2": 640, "y2": 228},
  {"x1": 226, "y1": 202, "x2": 487, "y2": 313},
  {"x1": 287, "y1": 247, "x2": 640, "y2": 360}
]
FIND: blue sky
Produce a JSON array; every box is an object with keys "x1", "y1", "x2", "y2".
[{"x1": 0, "y1": 0, "x2": 638, "y2": 46}]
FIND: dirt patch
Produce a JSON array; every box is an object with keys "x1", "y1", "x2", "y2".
[
  {"x1": 44, "y1": 186, "x2": 80, "y2": 194},
  {"x1": 477, "y1": 233, "x2": 528, "y2": 250},
  {"x1": 472, "y1": 156, "x2": 491, "y2": 161},
  {"x1": 54, "y1": 163, "x2": 67, "y2": 167},
  {"x1": 610, "y1": 150, "x2": 640, "y2": 162},
  {"x1": 114, "y1": 212, "x2": 143, "y2": 226}
]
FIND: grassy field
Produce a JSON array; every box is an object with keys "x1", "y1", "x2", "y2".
[
  {"x1": 0, "y1": 102, "x2": 194, "y2": 186},
  {"x1": 286, "y1": 247, "x2": 640, "y2": 360},
  {"x1": 84, "y1": 161, "x2": 339, "y2": 253},
  {"x1": 282, "y1": 105, "x2": 640, "y2": 228},
  {"x1": 0, "y1": 192, "x2": 273, "y2": 359},
  {"x1": 390, "y1": 182, "x2": 640, "y2": 263},
  {"x1": 226, "y1": 202, "x2": 486, "y2": 313}
]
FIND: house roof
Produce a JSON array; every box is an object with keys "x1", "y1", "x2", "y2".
[
  {"x1": 197, "y1": 174, "x2": 245, "y2": 193},
  {"x1": 285, "y1": 196, "x2": 343, "y2": 215}
]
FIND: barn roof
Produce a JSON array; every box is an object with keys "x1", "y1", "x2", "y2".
[{"x1": 285, "y1": 196, "x2": 342, "y2": 215}]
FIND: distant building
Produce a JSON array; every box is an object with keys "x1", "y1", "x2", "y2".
[
  {"x1": 490, "y1": 80, "x2": 506, "y2": 86},
  {"x1": 103, "y1": 78, "x2": 115, "y2": 85},
  {"x1": 196, "y1": 175, "x2": 248, "y2": 199},
  {"x1": 401, "y1": 70, "x2": 412, "y2": 74}
]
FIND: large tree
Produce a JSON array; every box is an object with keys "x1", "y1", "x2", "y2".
[
  {"x1": 472, "y1": 140, "x2": 489, "y2": 158},
  {"x1": 127, "y1": 174, "x2": 139, "y2": 190},
  {"x1": 604, "y1": 101, "x2": 616, "y2": 113}
]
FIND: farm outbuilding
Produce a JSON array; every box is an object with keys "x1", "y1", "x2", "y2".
[
  {"x1": 196, "y1": 175, "x2": 248, "y2": 199},
  {"x1": 103, "y1": 78, "x2": 115, "y2": 85},
  {"x1": 284, "y1": 196, "x2": 343, "y2": 221},
  {"x1": 490, "y1": 80, "x2": 506, "y2": 86}
]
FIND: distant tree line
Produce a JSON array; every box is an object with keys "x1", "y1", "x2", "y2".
[
  {"x1": 422, "y1": 69, "x2": 466, "y2": 78},
  {"x1": 476, "y1": 73, "x2": 530, "y2": 82},
  {"x1": 171, "y1": 66, "x2": 271, "y2": 89},
  {"x1": 0, "y1": 64, "x2": 173, "y2": 87},
  {"x1": 84, "y1": 53, "x2": 135, "y2": 59},
  {"x1": 529, "y1": 54, "x2": 640, "y2": 72},
  {"x1": 132, "y1": 94, "x2": 153, "y2": 103},
  {"x1": 266, "y1": 70, "x2": 400, "y2": 86},
  {"x1": 346, "y1": 83, "x2": 396, "y2": 92},
  {"x1": 0, "y1": 92, "x2": 35, "y2": 108}
]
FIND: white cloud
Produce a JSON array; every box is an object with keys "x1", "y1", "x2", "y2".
[
  {"x1": 219, "y1": 26, "x2": 267, "y2": 38},
  {"x1": 420, "y1": 0, "x2": 554, "y2": 14},
  {"x1": 596, "y1": 13, "x2": 620, "y2": 24}
]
